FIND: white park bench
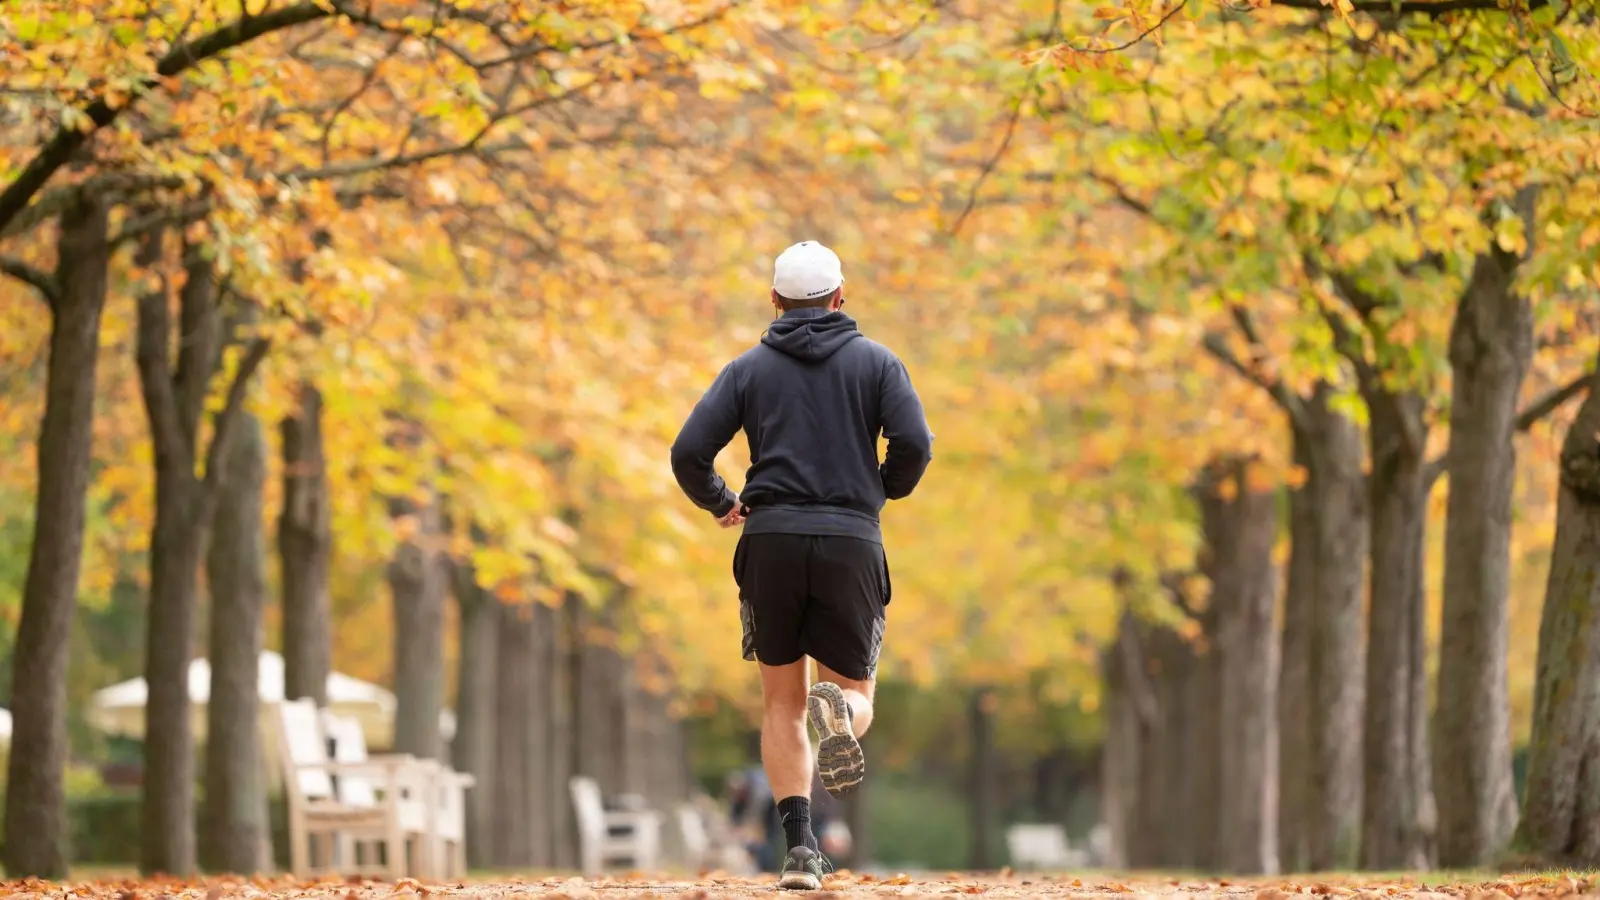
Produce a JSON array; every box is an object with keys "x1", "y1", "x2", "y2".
[
  {"x1": 1006, "y1": 823, "x2": 1084, "y2": 871},
  {"x1": 322, "y1": 711, "x2": 475, "y2": 879},
  {"x1": 570, "y1": 775, "x2": 662, "y2": 876},
  {"x1": 676, "y1": 797, "x2": 756, "y2": 874},
  {"x1": 275, "y1": 699, "x2": 474, "y2": 879},
  {"x1": 275, "y1": 698, "x2": 430, "y2": 878}
]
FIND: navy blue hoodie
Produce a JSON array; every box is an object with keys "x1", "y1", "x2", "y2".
[{"x1": 670, "y1": 307, "x2": 934, "y2": 543}]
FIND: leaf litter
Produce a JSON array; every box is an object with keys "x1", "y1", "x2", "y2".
[{"x1": 0, "y1": 874, "x2": 1594, "y2": 900}]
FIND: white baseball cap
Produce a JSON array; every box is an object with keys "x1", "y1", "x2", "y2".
[{"x1": 772, "y1": 241, "x2": 844, "y2": 301}]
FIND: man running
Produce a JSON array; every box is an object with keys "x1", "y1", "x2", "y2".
[{"x1": 670, "y1": 240, "x2": 934, "y2": 890}]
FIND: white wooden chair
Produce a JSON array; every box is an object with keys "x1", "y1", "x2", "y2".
[
  {"x1": 428, "y1": 764, "x2": 475, "y2": 879},
  {"x1": 1005, "y1": 823, "x2": 1076, "y2": 871},
  {"x1": 321, "y1": 713, "x2": 434, "y2": 876},
  {"x1": 677, "y1": 796, "x2": 755, "y2": 874},
  {"x1": 570, "y1": 775, "x2": 662, "y2": 876},
  {"x1": 275, "y1": 699, "x2": 425, "y2": 878}
]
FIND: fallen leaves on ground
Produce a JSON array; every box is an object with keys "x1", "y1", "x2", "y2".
[{"x1": 0, "y1": 874, "x2": 1594, "y2": 900}]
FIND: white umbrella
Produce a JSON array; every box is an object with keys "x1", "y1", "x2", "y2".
[{"x1": 88, "y1": 651, "x2": 406, "y2": 747}]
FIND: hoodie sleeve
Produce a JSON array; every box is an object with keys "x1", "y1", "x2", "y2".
[
  {"x1": 670, "y1": 360, "x2": 743, "y2": 517},
  {"x1": 879, "y1": 354, "x2": 934, "y2": 500}
]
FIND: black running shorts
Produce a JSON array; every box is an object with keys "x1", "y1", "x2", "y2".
[{"x1": 733, "y1": 533, "x2": 891, "y2": 681}]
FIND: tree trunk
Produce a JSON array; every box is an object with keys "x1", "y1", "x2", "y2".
[
  {"x1": 1360, "y1": 388, "x2": 1434, "y2": 871},
  {"x1": 1099, "y1": 618, "x2": 1137, "y2": 870},
  {"x1": 530, "y1": 602, "x2": 558, "y2": 867},
  {"x1": 550, "y1": 597, "x2": 577, "y2": 870},
  {"x1": 1279, "y1": 437, "x2": 1315, "y2": 874},
  {"x1": 1435, "y1": 208, "x2": 1536, "y2": 867},
  {"x1": 451, "y1": 565, "x2": 499, "y2": 870},
  {"x1": 202, "y1": 412, "x2": 269, "y2": 874},
  {"x1": 1196, "y1": 458, "x2": 1281, "y2": 875},
  {"x1": 279, "y1": 384, "x2": 331, "y2": 705},
  {"x1": 138, "y1": 243, "x2": 221, "y2": 877},
  {"x1": 1301, "y1": 386, "x2": 1367, "y2": 871},
  {"x1": 1515, "y1": 354, "x2": 1600, "y2": 865},
  {"x1": 3, "y1": 195, "x2": 110, "y2": 879},
  {"x1": 573, "y1": 603, "x2": 628, "y2": 791},
  {"x1": 389, "y1": 498, "x2": 446, "y2": 759},
  {"x1": 136, "y1": 241, "x2": 267, "y2": 876},
  {"x1": 968, "y1": 687, "x2": 998, "y2": 870},
  {"x1": 491, "y1": 603, "x2": 535, "y2": 867}
]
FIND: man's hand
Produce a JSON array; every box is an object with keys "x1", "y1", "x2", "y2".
[{"x1": 716, "y1": 502, "x2": 747, "y2": 528}]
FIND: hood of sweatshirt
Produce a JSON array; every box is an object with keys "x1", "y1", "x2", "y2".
[{"x1": 761, "y1": 308, "x2": 863, "y2": 363}]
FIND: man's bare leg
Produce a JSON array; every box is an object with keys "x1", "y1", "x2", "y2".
[
  {"x1": 762, "y1": 660, "x2": 829, "y2": 889},
  {"x1": 808, "y1": 661, "x2": 874, "y2": 797},
  {"x1": 760, "y1": 660, "x2": 812, "y2": 800}
]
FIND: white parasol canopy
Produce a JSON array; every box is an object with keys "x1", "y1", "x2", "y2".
[{"x1": 89, "y1": 650, "x2": 404, "y2": 746}]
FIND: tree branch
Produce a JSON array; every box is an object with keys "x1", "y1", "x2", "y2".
[
  {"x1": 135, "y1": 233, "x2": 191, "y2": 474},
  {"x1": 0, "y1": 256, "x2": 60, "y2": 306},
  {"x1": 1517, "y1": 371, "x2": 1592, "y2": 432},
  {"x1": 1115, "y1": 613, "x2": 1160, "y2": 727},
  {"x1": 1264, "y1": 0, "x2": 1546, "y2": 13},
  {"x1": 201, "y1": 337, "x2": 273, "y2": 497},
  {"x1": 0, "y1": 2, "x2": 331, "y2": 234},
  {"x1": 1424, "y1": 371, "x2": 1591, "y2": 489}
]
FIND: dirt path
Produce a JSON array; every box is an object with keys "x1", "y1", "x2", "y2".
[{"x1": 10, "y1": 873, "x2": 1592, "y2": 900}]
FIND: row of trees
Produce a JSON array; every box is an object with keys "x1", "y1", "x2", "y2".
[
  {"x1": 1048, "y1": 0, "x2": 1600, "y2": 874},
  {"x1": 0, "y1": 0, "x2": 961, "y2": 878}
]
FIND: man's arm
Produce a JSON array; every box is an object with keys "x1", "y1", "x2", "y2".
[
  {"x1": 880, "y1": 355, "x2": 933, "y2": 500},
  {"x1": 670, "y1": 361, "x2": 742, "y2": 517}
]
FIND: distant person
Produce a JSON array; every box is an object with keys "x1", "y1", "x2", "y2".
[
  {"x1": 671, "y1": 241, "x2": 934, "y2": 890},
  {"x1": 727, "y1": 767, "x2": 781, "y2": 871}
]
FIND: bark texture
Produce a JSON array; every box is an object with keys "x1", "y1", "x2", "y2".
[
  {"x1": 1101, "y1": 577, "x2": 1207, "y2": 871},
  {"x1": 2, "y1": 195, "x2": 110, "y2": 879},
  {"x1": 279, "y1": 384, "x2": 331, "y2": 705},
  {"x1": 389, "y1": 498, "x2": 446, "y2": 759},
  {"x1": 1300, "y1": 386, "x2": 1367, "y2": 871},
  {"x1": 136, "y1": 240, "x2": 269, "y2": 875},
  {"x1": 451, "y1": 564, "x2": 499, "y2": 870},
  {"x1": 490, "y1": 602, "x2": 559, "y2": 867},
  {"x1": 1516, "y1": 355, "x2": 1600, "y2": 865},
  {"x1": 1278, "y1": 438, "x2": 1315, "y2": 874},
  {"x1": 201, "y1": 412, "x2": 269, "y2": 874},
  {"x1": 1196, "y1": 459, "x2": 1281, "y2": 875},
  {"x1": 1359, "y1": 386, "x2": 1435, "y2": 871},
  {"x1": 1434, "y1": 193, "x2": 1537, "y2": 867}
]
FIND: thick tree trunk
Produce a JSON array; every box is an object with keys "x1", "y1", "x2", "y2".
[
  {"x1": 202, "y1": 413, "x2": 269, "y2": 874},
  {"x1": 1360, "y1": 389, "x2": 1435, "y2": 871},
  {"x1": 1279, "y1": 437, "x2": 1315, "y2": 873},
  {"x1": 491, "y1": 603, "x2": 535, "y2": 867},
  {"x1": 1515, "y1": 360, "x2": 1600, "y2": 865},
  {"x1": 550, "y1": 597, "x2": 577, "y2": 870},
  {"x1": 139, "y1": 244, "x2": 221, "y2": 877},
  {"x1": 136, "y1": 241, "x2": 267, "y2": 876},
  {"x1": 2, "y1": 196, "x2": 109, "y2": 879},
  {"x1": 451, "y1": 565, "x2": 499, "y2": 870},
  {"x1": 1301, "y1": 386, "x2": 1367, "y2": 871},
  {"x1": 389, "y1": 498, "x2": 446, "y2": 759},
  {"x1": 1186, "y1": 642, "x2": 1223, "y2": 871},
  {"x1": 530, "y1": 602, "x2": 558, "y2": 866},
  {"x1": 1099, "y1": 619, "x2": 1137, "y2": 870},
  {"x1": 573, "y1": 603, "x2": 629, "y2": 791},
  {"x1": 1196, "y1": 458, "x2": 1281, "y2": 875},
  {"x1": 279, "y1": 384, "x2": 331, "y2": 705},
  {"x1": 1434, "y1": 216, "x2": 1536, "y2": 867},
  {"x1": 968, "y1": 687, "x2": 998, "y2": 870}
]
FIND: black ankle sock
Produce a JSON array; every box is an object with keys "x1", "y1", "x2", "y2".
[{"x1": 776, "y1": 795, "x2": 816, "y2": 851}]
